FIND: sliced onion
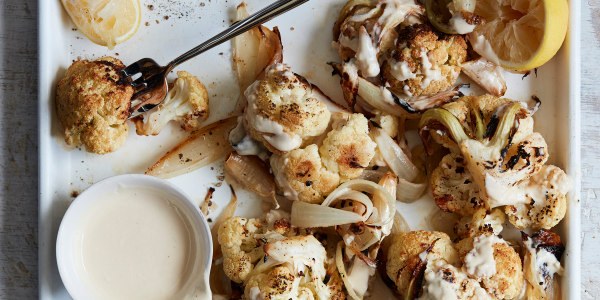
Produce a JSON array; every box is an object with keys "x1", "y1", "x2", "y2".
[
  {"x1": 291, "y1": 180, "x2": 393, "y2": 226},
  {"x1": 145, "y1": 117, "x2": 237, "y2": 178},
  {"x1": 419, "y1": 108, "x2": 469, "y2": 144},
  {"x1": 462, "y1": 57, "x2": 507, "y2": 97},
  {"x1": 392, "y1": 211, "x2": 410, "y2": 234},
  {"x1": 489, "y1": 102, "x2": 522, "y2": 148},
  {"x1": 371, "y1": 128, "x2": 419, "y2": 182},
  {"x1": 200, "y1": 187, "x2": 215, "y2": 216},
  {"x1": 291, "y1": 200, "x2": 369, "y2": 228},
  {"x1": 396, "y1": 176, "x2": 427, "y2": 203},
  {"x1": 336, "y1": 241, "x2": 363, "y2": 300},
  {"x1": 234, "y1": 3, "x2": 283, "y2": 93},
  {"x1": 224, "y1": 152, "x2": 278, "y2": 207},
  {"x1": 333, "y1": 0, "x2": 373, "y2": 41},
  {"x1": 356, "y1": 75, "x2": 419, "y2": 117}
]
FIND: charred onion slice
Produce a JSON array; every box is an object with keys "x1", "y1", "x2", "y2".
[
  {"x1": 145, "y1": 117, "x2": 237, "y2": 178},
  {"x1": 462, "y1": 58, "x2": 507, "y2": 97},
  {"x1": 426, "y1": 0, "x2": 477, "y2": 34},
  {"x1": 291, "y1": 179, "x2": 395, "y2": 227},
  {"x1": 489, "y1": 102, "x2": 522, "y2": 149},
  {"x1": 371, "y1": 128, "x2": 419, "y2": 181},
  {"x1": 333, "y1": 0, "x2": 373, "y2": 41},
  {"x1": 224, "y1": 152, "x2": 278, "y2": 207},
  {"x1": 234, "y1": 3, "x2": 283, "y2": 93},
  {"x1": 419, "y1": 108, "x2": 469, "y2": 144},
  {"x1": 336, "y1": 241, "x2": 363, "y2": 300}
]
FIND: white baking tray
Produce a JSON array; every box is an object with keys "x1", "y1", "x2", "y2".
[{"x1": 38, "y1": 0, "x2": 581, "y2": 299}]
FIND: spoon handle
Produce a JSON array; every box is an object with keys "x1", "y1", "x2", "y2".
[{"x1": 168, "y1": 0, "x2": 309, "y2": 69}]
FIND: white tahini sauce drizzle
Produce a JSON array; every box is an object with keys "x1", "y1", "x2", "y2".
[
  {"x1": 449, "y1": 15, "x2": 475, "y2": 34},
  {"x1": 420, "y1": 50, "x2": 443, "y2": 88},
  {"x1": 524, "y1": 237, "x2": 563, "y2": 290},
  {"x1": 244, "y1": 81, "x2": 303, "y2": 152},
  {"x1": 270, "y1": 156, "x2": 300, "y2": 201},
  {"x1": 464, "y1": 235, "x2": 506, "y2": 279},
  {"x1": 356, "y1": 26, "x2": 380, "y2": 77},
  {"x1": 419, "y1": 260, "x2": 459, "y2": 300},
  {"x1": 389, "y1": 59, "x2": 416, "y2": 81}
]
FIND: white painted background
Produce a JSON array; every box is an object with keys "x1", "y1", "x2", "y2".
[{"x1": 0, "y1": 0, "x2": 597, "y2": 298}]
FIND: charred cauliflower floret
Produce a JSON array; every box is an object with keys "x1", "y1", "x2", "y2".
[
  {"x1": 333, "y1": 0, "x2": 424, "y2": 65},
  {"x1": 217, "y1": 213, "x2": 294, "y2": 283},
  {"x1": 244, "y1": 235, "x2": 345, "y2": 300},
  {"x1": 381, "y1": 24, "x2": 467, "y2": 97},
  {"x1": 456, "y1": 235, "x2": 523, "y2": 299},
  {"x1": 386, "y1": 230, "x2": 459, "y2": 296},
  {"x1": 420, "y1": 259, "x2": 492, "y2": 300},
  {"x1": 431, "y1": 153, "x2": 485, "y2": 216},
  {"x1": 455, "y1": 208, "x2": 505, "y2": 239},
  {"x1": 55, "y1": 57, "x2": 133, "y2": 154},
  {"x1": 134, "y1": 71, "x2": 209, "y2": 135},
  {"x1": 270, "y1": 144, "x2": 340, "y2": 203},
  {"x1": 320, "y1": 113, "x2": 377, "y2": 180},
  {"x1": 505, "y1": 165, "x2": 570, "y2": 230},
  {"x1": 270, "y1": 113, "x2": 377, "y2": 203},
  {"x1": 420, "y1": 95, "x2": 560, "y2": 212},
  {"x1": 243, "y1": 63, "x2": 331, "y2": 154}
]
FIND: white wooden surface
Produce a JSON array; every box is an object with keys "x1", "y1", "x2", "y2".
[{"x1": 0, "y1": 0, "x2": 598, "y2": 298}]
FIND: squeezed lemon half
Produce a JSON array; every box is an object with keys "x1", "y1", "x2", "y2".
[
  {"x1": 62, "y1": 0, "x2": 141, "y2": 49},
  {"x1": 469, "y1": 0, "x2": 568, "y2": 71}
]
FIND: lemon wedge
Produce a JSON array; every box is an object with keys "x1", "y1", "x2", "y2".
[
  {"x1": 61, "y1": 0, "x2": 141, "y2": 49},
  {"x1": 469, "y1": 0, "x2": 568, "y2": 71}
]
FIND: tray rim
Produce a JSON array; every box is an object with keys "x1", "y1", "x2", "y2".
[{"x1": 37, "y1": 0, "x2": 582, "y2": 298}]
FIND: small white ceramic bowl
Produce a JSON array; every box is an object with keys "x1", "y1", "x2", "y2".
[{"x1": 56, "y1": 174, "x2": 213, "y2": 299}]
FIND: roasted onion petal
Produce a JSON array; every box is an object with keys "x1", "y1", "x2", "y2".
[
  {"x1": 396, "y1": 176, "x2": 427, "y2": 203},
  {"x1": 419, "y1": 108, "x2": 469, "y2": 144},
  {"x1": 462, "y1": 57, "x2": 507, "y2": 97},
  {"x1": 145, "y1": 117, "x2": 237, "y2": 178},
  {"x1": 234, "y1": 3, "x2": 283, "y2": 93},
  {"x1": 224, "y1": 152, "x2": 278, "y2": 207},
  {"x1": 372, "y1": 128, "x2": 419, "y2": 181},
  {"x1": 356, "y1": 76, "x2": 420, "y2": 117},
  {"x1": 489, "y1": 102, "x2": 522, "y2": 148},
  {"x1": 333, "y1": 0, "x2": 373, "y2": 41},
  {"x1": 336, "y1": 241, "x2": 363, "y2": 300},
  {"x1": 291, "y1": 201, "x2": 367, "y2": 228}
]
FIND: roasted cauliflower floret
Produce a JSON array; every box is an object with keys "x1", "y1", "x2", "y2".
[
  {"x1": 244, "y1": 235, "x2": 345, "y2": 300},
  {"x1": 386, "y1": 230, "x2": 459, "y2": 296},
  {"x1": 505, "y1": 165, "x2": 570, "y2": 230},
  {"x1": 270, "y1": 113, "x2": 377, "y2": 203},
  {"x1": 381, "y1": 24, "x2": 467, "y2": 97},
  {"x1": 134, "y1": 71, "x2": 209, "y2": 135},
  {"x1": 270, "y1": 144, "x2": 340, "y2": 203},
  {"x1": 55, "y1": 57, "x2": 133, "y2": 154},
  {"x1": 420, "y1": 259, "x2": 492, "y2": 300},
  {"x1": 245, "y1": 266, "x2": 311, "y2": 300},
  {"x1": 218, "y1": 213, "x2": 293, "y2": 283},
  {"x1": 456, "y1": 235, "x2": 523, "y2": 299},
  {"x1": 421, "y1": 95, "x2": 557, "y2": 211},
  {"x1": 243, "y1": 63, "x2": 331, "y2": 153},
  {"x1": 455, "y1": 208, "x2": 505, "y2": 239},
  {"x1": 431, "y1": 153, "x2": 485, "y2": 216},
  {"x1": 320, "y1": 113, "x2": 377, "y2": 180},
  {"x1": 333, "y1": 0, "x2": 423, "y2": 64}
]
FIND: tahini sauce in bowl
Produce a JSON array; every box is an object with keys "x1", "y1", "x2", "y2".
[{"x1": 57, "y1": 175, "x2": 212, "y2": 300}]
